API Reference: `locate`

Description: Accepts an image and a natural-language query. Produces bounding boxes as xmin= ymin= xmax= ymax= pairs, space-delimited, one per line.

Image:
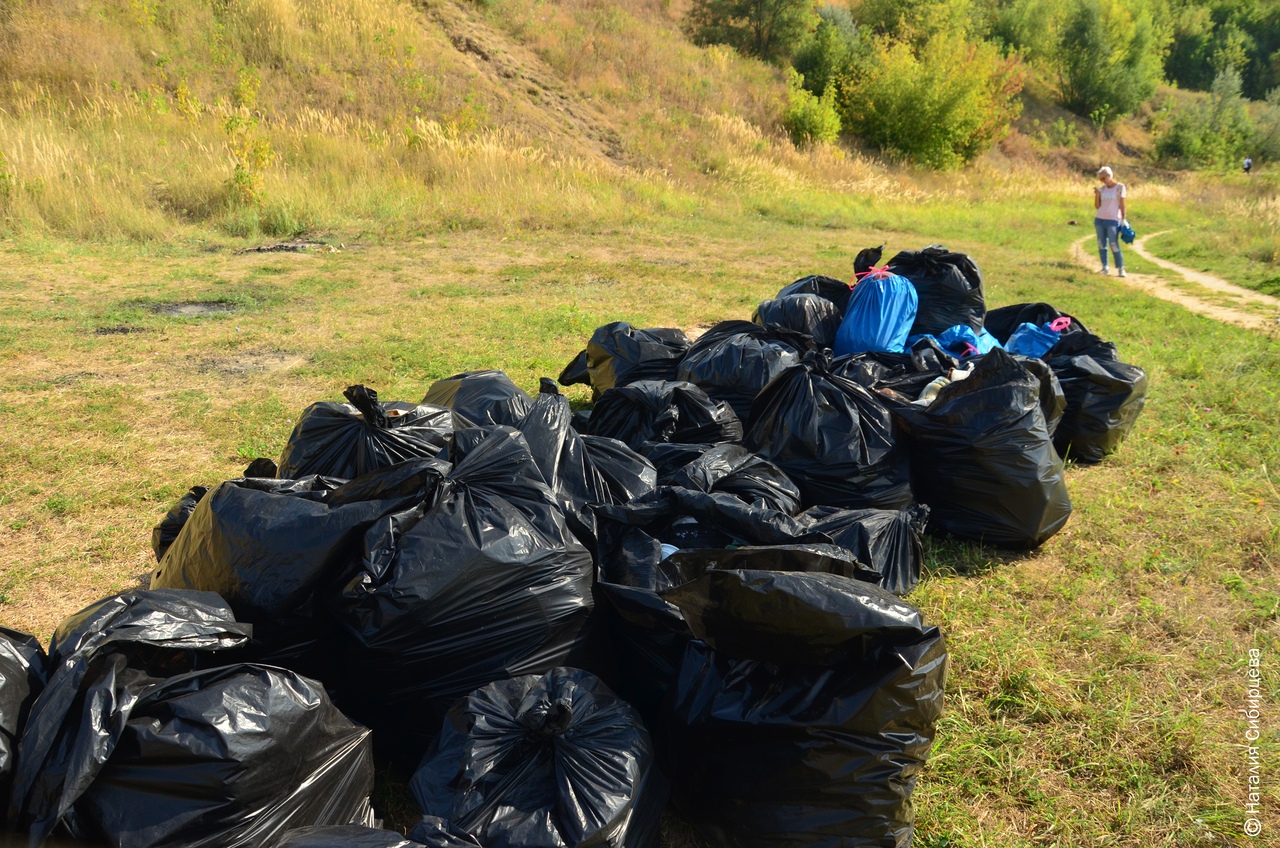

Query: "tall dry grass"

xmin=0 ymin=0 xmax=1196 ymax=244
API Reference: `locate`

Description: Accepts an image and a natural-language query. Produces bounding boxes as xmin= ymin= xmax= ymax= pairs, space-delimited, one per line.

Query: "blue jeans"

xmin=1095 ymin=218 xmax=1123 ymax=269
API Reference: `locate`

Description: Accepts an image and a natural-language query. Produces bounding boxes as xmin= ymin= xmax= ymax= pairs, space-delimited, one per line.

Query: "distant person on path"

xmin=1244 ymin=156 xmax=1253 ymax=175
xmin=1093 ymin=166 xmax=1127 ymax=277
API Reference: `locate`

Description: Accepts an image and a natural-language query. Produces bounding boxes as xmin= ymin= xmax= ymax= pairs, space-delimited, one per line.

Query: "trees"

xmin=684 ymin=0 xmax=820 ymax=64
xmin=1155 ymin=68 xmax=1256 ymax=167
xmin=1056 ymin=0 xmax=1166 ymax=124
xmin=792 ymin=6 xmax=862 ymax=95
xmin=837 ymin=31 xmax=1024 ymax=168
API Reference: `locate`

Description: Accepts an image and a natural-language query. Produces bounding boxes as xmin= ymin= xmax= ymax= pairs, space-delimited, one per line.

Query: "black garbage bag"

xmin=44 ymin=588 xmax=253 ymax=670
xmin=752 ymin=294 xmax=842 ymax=348
xmin=478 ymin=380 xmax=620 ymax=551
xmin=558 ymin=322 xmax=691 ymax=399
xmin=592 ymin=490 xmax=925 ymax=732
xmin=833 ymin=348 xmax=956 ymax=402
xmin=410 ymin=668 xmax=667 ymax=848
xmin=8 ymin=590 xmax=251 ymax=842
xmin=894 ymin=348 xmax=1072 ymax=547
xmin=586 ymin=380 xmax=743 ymax=451
xmin=276 ymin=826 xmax=428 ymax=848
xmin=79 ymin=664 xmax=373 ymax=848
xmin=150 ymin=486 xmax=209 ymax=563
xmin=21 ymin=663 xmax=374 ymax=848
xmin=422 ymin=370 xmax=533 ymax=427
xmin=1016 ymin=354 xmax=1068 ymax=437
xmin=660 ymin=569 xmax=947 ymax=848
xmin=1043 ymin=329 xmax=1119 ymax=360
xmin=581 ymin=435 xmax=658 ymax=505
xmin=336 ymin=429 xmax=596 ymax=766
xmin=982 ymin=302 xmax=1090 ymax=345
xmin=599 ymin=488 xmax=925 ymax=598
xmin=775 ymin=274 xmax=852 ymax=315
xmin=888 ymin=245 xmax=985 ymax=336
xmin=853 ymin=244 xmax=884 ymax=275
xmin=676 ymin=320 xmax=812 ymax=421
xmin=644 ymin=443 xmax=801 ymax=514
xmin=1 ymin=628 xmax=46 ymax=823
xmin=151 ymin=460 xmax=451 ymax=678
xmin=278 ymin=385 xmax=461 ymax=479
xmin=744 ymin=351 xmax=913 ymax=511
xmin=242 ymin=456 xmax=279 ymax=478
xmin=1046 ymin=353 xmax=1148 ymax=464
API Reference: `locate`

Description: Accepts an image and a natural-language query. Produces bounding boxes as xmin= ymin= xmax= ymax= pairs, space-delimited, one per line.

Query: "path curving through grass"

xmin=1070 ymin=233 xmax=1280 ymax=334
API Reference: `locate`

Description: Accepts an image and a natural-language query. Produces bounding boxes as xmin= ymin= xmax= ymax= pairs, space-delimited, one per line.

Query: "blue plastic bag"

xmin=1119 ymin=221 xmax=1136 ymax=244
xmin=907 ymin=325 xmax=1002 ymax=359
xmin=833 ymin=271 xmax=919 ymax=356
xmin=1005 ymin=317 xmax=1072 ymax=359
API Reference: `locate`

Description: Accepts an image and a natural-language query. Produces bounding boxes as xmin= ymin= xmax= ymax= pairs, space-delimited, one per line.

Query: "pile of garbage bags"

xmin=0 ymin=243 xmax=1147 ymax=848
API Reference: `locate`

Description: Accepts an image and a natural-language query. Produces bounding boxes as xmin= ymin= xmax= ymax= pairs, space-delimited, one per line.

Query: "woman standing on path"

xmin=1094 ymin=166 xmax=1127 ymax=277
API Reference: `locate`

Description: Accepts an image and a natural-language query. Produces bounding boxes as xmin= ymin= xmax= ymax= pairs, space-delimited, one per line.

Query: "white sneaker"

xmin=1118 ymin=269 xmax=1126 ymax=277
xmin=1099 ymin=267 xmax=1108 ymax=274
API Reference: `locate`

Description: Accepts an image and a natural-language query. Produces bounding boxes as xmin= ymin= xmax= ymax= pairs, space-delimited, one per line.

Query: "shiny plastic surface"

xmin=982 ymin=302 xmax=1090 ymax=345
xmin=1047 ymin=353 xmax=1148 ymax=464
xmin=72 ymin=664 xmax=375 ymax=848
xmin=660 ymin=569 xmax=947 ymax=848
xmin=586 ymin=380 xmax=743 ymax=451
xmin=774 ymin=274 xmax=852 ymax=315
xmin=646 ymin=443 xmax=801 ymax=514
xmin=149 ymin=485 xmax=209 ymax=562
xmin=894 ymin=348 xmax=1073 ymax=547
xmin=276 ymin=826 xmax=424 ymax=848
xmin=744 ymin=351 xmax=913 ymax=511
xmin=888 ymin=245 xmax=985 ymax=336
xmin=676 ymin=320 xmax=810 ymax=421
xmin=558 ymin=322 xmax=691 ymax=400
xmin=278 ymin=385 xmax=461 ymax=479
xmin=0 ymin=628 xmax=46 ymax=822
xmin=151 ymin=461 xmax=451 ymax=676
xmin=410 ymin=668 xmax=666 ymax=848
xmin=752 ymin=294 xmax=842 ymax=348
xmin=336 ymin=429 xmax=595 ymax=765
xmin=421 ymin=370 xmax=533 ymax=427
xmin=833 ymin=272 xmax=919 ymax=355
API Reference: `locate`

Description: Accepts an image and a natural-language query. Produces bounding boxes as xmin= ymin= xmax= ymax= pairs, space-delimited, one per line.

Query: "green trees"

xmin=782 ymin=67 xmax=843 ymax=145
xmin=1156 ymin=68 xmax=1257 ymax=167
xmin=684 ymin=0 xmax=819 ymax=63
xmin=839 ymin=31 xmax=1024 ymax=168
xmin=1055 ymin=0 xmax=1166 ymax=124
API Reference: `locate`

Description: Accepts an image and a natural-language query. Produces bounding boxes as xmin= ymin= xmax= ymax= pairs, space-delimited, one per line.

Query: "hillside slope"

xmin=2 ymin=0 xmax=893 ymax=240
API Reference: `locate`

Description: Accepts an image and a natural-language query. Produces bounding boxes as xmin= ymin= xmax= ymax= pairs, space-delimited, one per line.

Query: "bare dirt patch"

xmin=235 ymin=241 xmax=336 ymax=254
xmin=194 ymin=351 xmax=308 ymax=377
xmin=151 ymin=301 xmax=237 ymax=317
xmin=1070 ymin=234 xmax=1280 ymax=334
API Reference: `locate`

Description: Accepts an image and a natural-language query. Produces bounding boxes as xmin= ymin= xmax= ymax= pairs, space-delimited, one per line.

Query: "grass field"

xmin=1 ymin=182 xmax=1278 ymax=845
xmin=1 ymin=1 xmax=1278 ymax=845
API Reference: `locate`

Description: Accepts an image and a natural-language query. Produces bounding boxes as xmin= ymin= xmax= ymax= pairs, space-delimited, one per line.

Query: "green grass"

xmin=1 ymin=198 xmax=1277 ymax=845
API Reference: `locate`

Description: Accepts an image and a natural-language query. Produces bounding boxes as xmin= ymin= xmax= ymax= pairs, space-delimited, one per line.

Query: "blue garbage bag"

xmin=1005 ymin=316 xmax=1072 ymax=359
xmin=907 ymin=325 xmax=1002 ymax=358
xmin=833 ymin=272 xmax=919 ymax=356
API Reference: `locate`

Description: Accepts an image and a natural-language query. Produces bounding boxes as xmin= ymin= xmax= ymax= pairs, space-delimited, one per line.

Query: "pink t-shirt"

xmin=1096 ymin=183 xmax=1126 ymax=222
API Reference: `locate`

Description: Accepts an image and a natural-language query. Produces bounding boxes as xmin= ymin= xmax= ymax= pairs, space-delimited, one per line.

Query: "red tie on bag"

xmin=852 ymin=266 xmax=891 ymax=285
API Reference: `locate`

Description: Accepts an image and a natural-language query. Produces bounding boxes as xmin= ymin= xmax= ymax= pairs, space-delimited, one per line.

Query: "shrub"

xmin=792 ymin=8 xmax=861 ymax=96
xmin=684 ymin=0 xmax=818 ymax=64
xmin=1055 ymin=0 xmax=1165 ymax=124
xmin=782 ymin=68 xmax=841 ymax=147
xmin=1155 ymin=69 xmax=1255 ymax=168
xmin=837 ymin=31 xmax=1024 ymax=170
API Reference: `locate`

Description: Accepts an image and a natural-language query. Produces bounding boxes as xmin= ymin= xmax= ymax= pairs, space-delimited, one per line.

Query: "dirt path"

xmin=1070 ymin=233 xmax=1280 ymax=334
